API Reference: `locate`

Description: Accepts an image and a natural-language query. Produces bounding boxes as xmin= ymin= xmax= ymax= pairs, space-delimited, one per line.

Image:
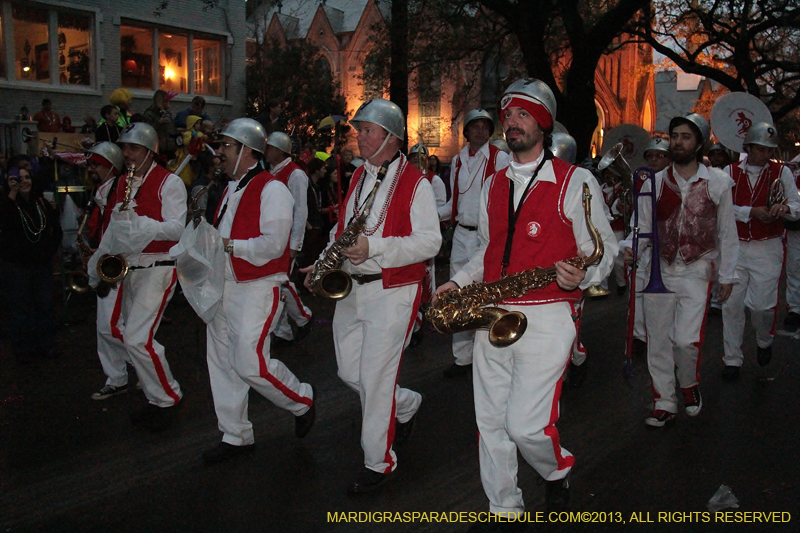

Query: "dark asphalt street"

xmin=1 ymin=271 xmax=798 ymax=532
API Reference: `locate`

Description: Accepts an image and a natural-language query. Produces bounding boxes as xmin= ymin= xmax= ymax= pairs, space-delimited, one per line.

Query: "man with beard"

xmin=721 ymin=122 xmax=799 ymax=380
xmin=440 ymin=108 xmax=509 ymax=378
xmin=437 ymin=79 xmax=616 ymax=518
xmin=624 ymin=113 xmax=738 ymax=428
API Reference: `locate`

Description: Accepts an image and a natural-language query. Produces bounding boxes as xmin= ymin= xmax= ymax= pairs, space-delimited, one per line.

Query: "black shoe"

xmin=708 ymin=305 xmax=722 ymax=316
xmin=633 ymin=338 xmax=647 ymax=358
xmin=443 ymin=362 xmax=472 ymax=378
xmin=130 ymin=403 xmax=161 ymax=425
xmin=272 ymin=335 xmax=294 ymax=348
xmin=722 ymin=365 xmax=740 ymax=381
xmin=295 ymin=386 xmax=316 ymax=438
xmin=617 ymin=285 xmax=627 ymax=296
xmin=394 ymin=401 xmax=421 ymax=448
xmin=147 ymin=405 xmax=177 ymax=433
xmin=409 ymin=329 xmax=424 ymax=348
xmin=784 ymin=312 xmax=800 ymax=329
xmin=757 ymin=345 xmax=772 ymax=367
xmin=546 ymin=474 xmax=571 ymax=512
xmin=348 ymin=467 xmax=395 ymax=494
xmin=568 ymin=360 xmax=588 ymax=389
xmin=202 ymin=442 xmax=255 ymax=465
xmin=295 ymin=321 xmax=312 ymax=342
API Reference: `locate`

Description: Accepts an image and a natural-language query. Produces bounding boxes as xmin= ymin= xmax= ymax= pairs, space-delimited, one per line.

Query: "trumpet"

xmin=96 ymin=166 xmax=134 ymax=296
xmin=426 ymin=183 xmax=604 ymax=347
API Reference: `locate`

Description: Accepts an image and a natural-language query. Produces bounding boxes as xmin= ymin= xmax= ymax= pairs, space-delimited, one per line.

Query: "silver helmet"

xmin=500 ymin=78 xmax=557 ymax=131
xmin=669 ymin=113 xmax=710 ymax=146
xmin=350 ymin=98 xmax=405 ymax=140
xmin=743 ymin=121 xmax=779 ymax=148
xmin=490 ymin=138 xmax=510 ymax=153
xmin=408 ymin=143 xmax=429 ymax=156
xmin=88 ymin=142 xmax=124 ymax=173
xmin=463 ymin=108 xmax=495 ymax=137
xmin=549 ymin=132 xmax=577 ymax=164
xmin=220 ymin=118 xmax=267 ymax=154
xmin=644 ymin=137 xmax=670 ymax=156
xmin=118 ymin=122 xmax=159 ymax=153
xmin=267 ymin=131 xmax=292 ymax=154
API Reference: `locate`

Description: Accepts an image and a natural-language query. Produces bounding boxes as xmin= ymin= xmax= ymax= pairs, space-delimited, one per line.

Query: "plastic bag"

xmin=707 ymin=484 xmax=739 ymax=513
xmin=60 ymin=195 xmax=81 ymax=252
xmin=170 ymin=218 xmax=225 ymax=323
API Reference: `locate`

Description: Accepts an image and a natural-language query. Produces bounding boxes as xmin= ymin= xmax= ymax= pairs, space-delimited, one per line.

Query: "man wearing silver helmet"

xmin=302 ymin=98 xmax=441 ymax=493
xmin=437 ymin=78 xmax=616 ymax=516
xmin=441 ymin=108 xmax=510 ymax=378
xmin=88 ymin=122 xmax=188 ymax=431
xmin=202 ymin=118 xmax=316 ymax=465
xmin=644 ymin=136 xmax=671 ymax=173
xmin=721 ymin=122 xmax=800 ymax=380
xmin=624 ymin=113 xmax=738 ymax=427
xmin=265 ymin=132 xmax=314 ymax=347
xmin=83 ymin=142 xmax=132 ymax=401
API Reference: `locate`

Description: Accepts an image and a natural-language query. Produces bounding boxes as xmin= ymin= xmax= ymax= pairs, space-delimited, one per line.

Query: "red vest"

xmin=730 ymin=160 xmax=785 ymax=241
xmin=451 ymin=144 xmax=501 ymax=224
xmin=272 ymin=160 xmax=300 ymax=185
xmin=116 ymin=165 xmax=177 ymax=254
xmin=229 ymin=171 xmax=292 ymax=282
xmin=336 ymin=160 xmax=427 ymax=289
xmin=483 ymin=158 xmax=582 ymax=305
xmin=656 ymin=167 xmax=718 ymax=264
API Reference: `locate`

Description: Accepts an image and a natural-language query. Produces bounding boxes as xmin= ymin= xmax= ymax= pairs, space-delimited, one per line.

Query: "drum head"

xmin=601 ymin=124 xmax=650 ymax=171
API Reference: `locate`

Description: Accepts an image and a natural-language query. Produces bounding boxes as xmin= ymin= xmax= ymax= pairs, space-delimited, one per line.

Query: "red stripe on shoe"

xmin=110 ymin=284 xmax=125 ymax=342
xmin=286 ymin=282 xmax=312 ymax=320
xmin=257 ymin=285 xmax=312 ymax=407
xmin=145 ymin=269 xmax=181 ymax=405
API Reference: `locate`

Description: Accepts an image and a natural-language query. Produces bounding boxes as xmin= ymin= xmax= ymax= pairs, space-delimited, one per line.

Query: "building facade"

xmin=0 ymin=0 xmax=247 ymax=154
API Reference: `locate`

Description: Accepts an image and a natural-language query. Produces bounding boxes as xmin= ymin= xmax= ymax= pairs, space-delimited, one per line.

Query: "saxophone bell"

xmin=316 ymin=269 xmax=353 ymax=300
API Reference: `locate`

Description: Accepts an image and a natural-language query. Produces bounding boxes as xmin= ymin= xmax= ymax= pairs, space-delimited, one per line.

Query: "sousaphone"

xmin=710 ymin=92 xmax=772 ymax=153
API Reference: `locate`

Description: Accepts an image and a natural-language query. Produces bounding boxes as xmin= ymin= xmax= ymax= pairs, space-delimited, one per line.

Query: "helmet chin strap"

xmin=133 ymin=151 xmax=154 ymax=175
xmin=232 ymin=148 xmax=245 ymax=177
xmin=369 ymin=132 xmax=393 ymax=161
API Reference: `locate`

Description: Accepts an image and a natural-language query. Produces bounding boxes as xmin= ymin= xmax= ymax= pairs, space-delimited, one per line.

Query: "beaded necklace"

xmin=353 ymin=158 xmax=408 ymax=236
xmin=16 ymin=199 xmax=47 ymax=243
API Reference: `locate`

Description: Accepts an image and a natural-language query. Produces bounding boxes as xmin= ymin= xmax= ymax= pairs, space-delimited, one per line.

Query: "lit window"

xmin=158 ymin=32 xmax=187 ymax=93
xmin=12 ymin=2 xmax=49 ymax=82
xmin=120 ymin=25 xmax=154 ymax=89
xmin=194 ymin=38 xmax=220 ymax=96
xmin=59 ymin=12 xmax=91 ymax=86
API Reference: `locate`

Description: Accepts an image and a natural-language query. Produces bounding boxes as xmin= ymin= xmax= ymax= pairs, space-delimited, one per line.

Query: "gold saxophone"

xmin=426 ymin=182 xmax=604 ymax=347
xmin=308 ymin=160 xmax=390 ymax=299
xmin=96 ymin=166 xmax=135 ymax=297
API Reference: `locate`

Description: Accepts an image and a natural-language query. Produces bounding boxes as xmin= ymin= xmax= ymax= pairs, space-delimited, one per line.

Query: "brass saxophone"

xmin=308 ymin=160 xmax=390 ymax=299
xmin=426 ymin=182 xmax=604 ymax=347
xmin=96 ymin=166 xmax=135 ymax=297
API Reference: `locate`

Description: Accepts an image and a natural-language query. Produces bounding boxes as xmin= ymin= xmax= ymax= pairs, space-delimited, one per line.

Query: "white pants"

xmin=333 ymin=280 xmax=423 ymax=474
xmin=450 ymin=225 xmax=481 ymax=366
xmin=722 ymin=238 xmax=783 ymax=367
xmin=121 ymin=266 xmax=182 ymax=407
xmin=474 ymin=301 xmax=575 ymax=514
xmin=643 ymin=274 xmax=711 ymax=413
xmin=207 ymin=279 xmax=313 ymax=446
xmin=273 ymin=280 xmax=312 ymax=341
xmin=96 ymin=285 xmax=130 ymax=387
xmin=786 ymin=231 xmax=800 ymax=314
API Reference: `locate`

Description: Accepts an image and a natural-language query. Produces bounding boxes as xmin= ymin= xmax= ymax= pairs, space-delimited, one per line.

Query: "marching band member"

xmin=437 ymin=79 xmax=616 ymax=516
xmin=441 ymin=108 xmax=509 ymax=377
xmin=303 ymin=99 xmax=441 ymax=493
xmin=265 ymin=132 xmax=314 ymax=347
xmin=785 ymin=162 xmax=800 ymax=330
xmin=84 ymin=142 xmax=132 ymax=400
xmin=721 ymin=123 xmax=800 ymax=379
xmin=202 ymin=119 xmax=316 ymax=464
xmin=92 ymin=123 xmax=187 ymax=431
xmin=625 ymin=114 xmax=738 ymax=427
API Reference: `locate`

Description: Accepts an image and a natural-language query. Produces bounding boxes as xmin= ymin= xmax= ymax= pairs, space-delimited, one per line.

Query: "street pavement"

xmin=1 ymin=274 xmax=798 ymax=532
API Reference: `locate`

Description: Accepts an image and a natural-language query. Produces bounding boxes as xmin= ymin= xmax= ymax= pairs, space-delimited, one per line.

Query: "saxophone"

xmin=96 ymin=166 xmax=135 ymax=297
xmin=308 ymin=160 xmax=391 ymax=299
xmin=426 ymin=182 xmax=604 ymax=347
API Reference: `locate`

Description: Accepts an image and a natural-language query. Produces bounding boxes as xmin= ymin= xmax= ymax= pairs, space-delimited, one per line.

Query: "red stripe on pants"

xmin=145 ymin=269 xmax=181 ymax=405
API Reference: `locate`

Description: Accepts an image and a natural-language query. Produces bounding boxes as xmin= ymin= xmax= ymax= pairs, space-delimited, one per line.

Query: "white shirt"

xmin=325 ymin=154 xmax=442 ymax=276
xmin=128 ymin=162 xmax=187 ymax=267
xmin=430 ymin=173 xmax=447 ymax=212
xmin=451 ymin=151 xmax=618 ymax=290
xmin=218 ymin=164 xmax=294 ymax=282
xmin=272 ymin=157 xmax=309 ymax=251
xmin=441 ymin=143 xmax=510 ymax=225
xmin=726 ymin=159 xmax=800 ymax=224
xmin=636 ymin=163 xmax=739 ymax=284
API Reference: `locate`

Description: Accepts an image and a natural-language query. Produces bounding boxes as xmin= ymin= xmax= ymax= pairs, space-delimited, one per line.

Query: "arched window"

xmin=591 ymin=101 xmax=605 ymax=158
